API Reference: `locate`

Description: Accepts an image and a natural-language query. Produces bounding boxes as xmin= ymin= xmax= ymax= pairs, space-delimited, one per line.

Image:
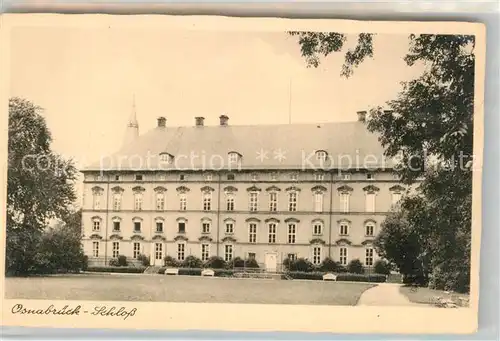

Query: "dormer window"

xmin=316 ymin=150 xmax=327 ymax=162
xmin=135 ymin=174 xmax=143 ymax=181
xmin=228 ymin=152 xmax=240 ymax=164
xmin=159 ymin=153 xmax=174 ymax=163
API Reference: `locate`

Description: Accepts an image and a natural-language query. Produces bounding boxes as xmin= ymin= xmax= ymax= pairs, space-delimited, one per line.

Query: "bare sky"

xmin=10 ymin=27 xmax=424 ymax=200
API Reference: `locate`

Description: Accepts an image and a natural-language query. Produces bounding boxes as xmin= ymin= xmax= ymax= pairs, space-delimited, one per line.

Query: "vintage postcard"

xmin=0 ymin=14 xmax=485 ymax=334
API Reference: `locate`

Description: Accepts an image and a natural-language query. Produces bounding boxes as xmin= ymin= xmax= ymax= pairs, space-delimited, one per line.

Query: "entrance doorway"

xmin=264 ymin=252 xmax=278 ymax=272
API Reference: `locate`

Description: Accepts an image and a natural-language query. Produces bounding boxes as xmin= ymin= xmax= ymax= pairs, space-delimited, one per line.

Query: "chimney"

xmin=157 ymin=116 xmax=166 ymax=128
xmin=195 ymin=116 xmax=205 ymax=127
xmin=219 ymin=114 xmax=229 ymax=126
xmin=356 ymin=110 xmax=367 ymax=122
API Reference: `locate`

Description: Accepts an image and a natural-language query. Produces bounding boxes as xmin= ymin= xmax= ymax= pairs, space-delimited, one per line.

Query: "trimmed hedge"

xmin=284 ymin=271 xmax=386 ymax=283
xmin=157 ymin=267 xmax=234 ymax=277
xmin=86 ymin=266 xmax=146 ymax=274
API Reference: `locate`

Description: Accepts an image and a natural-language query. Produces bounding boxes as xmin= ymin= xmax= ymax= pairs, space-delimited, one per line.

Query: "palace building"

xmin=81 ymin=107 xmax=405 ymax=270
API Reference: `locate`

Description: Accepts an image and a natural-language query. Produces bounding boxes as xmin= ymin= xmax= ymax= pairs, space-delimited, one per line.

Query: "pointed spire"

xmin=128 ymin=94 xmax=138 ymax=127
xmin=123 ymin=94 xmax=139 ymax=147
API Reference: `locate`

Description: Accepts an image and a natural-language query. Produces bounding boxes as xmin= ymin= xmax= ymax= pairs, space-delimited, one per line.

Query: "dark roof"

xmin=84 ymin=121 xmax=393 ymax=171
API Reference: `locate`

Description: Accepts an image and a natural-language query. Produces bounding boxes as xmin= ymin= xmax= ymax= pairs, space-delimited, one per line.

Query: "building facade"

xmin=81 ymin=110 xmax=405 ymax=270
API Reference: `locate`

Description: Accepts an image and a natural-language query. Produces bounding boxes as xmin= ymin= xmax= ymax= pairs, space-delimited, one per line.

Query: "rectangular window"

xmin=313 ymin=223 xmax=322 ymax=236
xmin=314 ymin=192 xmax=323 ymax=212
xmin=134 ymin=193 xmax=143 ymax=211
xmin=248 ymin=223 xmax=257 ymax=243
xmin=133 ymin=242 xmax=140 ymax=259
xmin=290 ymin=173 xmax=298 ymax=181
xmin=227 ymin=173 xmax=235 ymax=181
xmin=365 ymin=223 xmax=374 ymax=236
xmin=92 ymin=220 xmax=100 ymax=232
xmin=203 ymin=192 xmax=212 ymax=211
xmin=271 ymin=172 xmax=278 ymax=181
xmin=226 ymin=194 xmax=234 ymax=211
xmin=268 ymin=223 xmax=277 ymax=244
xmin=249 ymin=192 xmax=258 ymax=212
xmin=342 ymin=173 xmax=351 ymax=180
xmin=113 ymin=194 xmax=121 ymax=211
xmin=92 ymin=241 xmax=99 ymax=257
xmin=269 ymin=192 xmax=278 ymax=212
xmin=287 ymin=224 xmax=296 ymax=244
xmin=114 ymin=174 xmax=121 ymax=181
xmin=392 ymin=192 xmax=402 ymax=205
xmin=178 ymin=222 xmax=186 ymax=233
xmin=156 ymin=221 xmax=164 ymax=233
xmin=287 ymin=253 xmax=297 ymax=261
xmin=365 ymin=248 xmax=374 ymax=266
xmin=339 ymin=247 xmax=348 ymax=265
xmin=179 ymin=194 xmax=187 ymax=211
xmin=135 ymin=174 xmax=143 ymax=181
xmin=177 ymin=243 xmax=185 ymax=261
xmin=155 ymin=243 xmax=163 ymax=260
xmin=288 ymin=192 xmax=297 ymax=212
xmin=225 ymin=222 xmax=234 ymax=234
xmin=339 ymin=223 xmax=349 ymax=236
xmin=366 ymin=173 xmax=374 ymax=180
xmin=340 ymin=193 xmax=350 ymax=213
xmin=224 ymin=244 xmax=233 ymax=262
xmin=366 ymin=193 xmax=376 ymax=212
xmin=251 ymin=173 xmax=258 ymax=181
xmin=179 ymin=174 xmax=186 ymax=181
xmin=112 ymin=221 xmax=120 ymax=232
xmin=202 ymin=222 xmax=211 ymax=234
xmin=112 ymin=242 xmax=119 ymax=258
xmin=204 ymin=173 xmax=212 ymax=181
xmin=134 ymin=221 xmax=141 ymax=233
xmin=201 ymin=244 xmax=210 ymax=261
xmin=156 ymin=193 xmax=165 ymax=211
xmin=312 ymin=246 xmax=321 ymax=265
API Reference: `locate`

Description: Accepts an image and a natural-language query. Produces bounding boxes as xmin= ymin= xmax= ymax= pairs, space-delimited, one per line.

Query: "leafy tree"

xmin=6 ymin=97 xmax=77 ymax=275
xmin=347 ymin=259 xmax=364 ymax=274
xmin=290 ymin=33 xmax=474 ymax=292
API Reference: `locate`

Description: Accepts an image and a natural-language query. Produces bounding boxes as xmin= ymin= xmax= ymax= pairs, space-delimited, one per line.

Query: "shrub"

xmin=182 ymin=255 xmax=203 ymax=268
xmin=373 ymin=259 xmax=391 ymax=275
xmin=287 ymin=258 xmax=315 ymax=272
xmin=204 ymin=256 xmax=226 ymax=269
xmin=108 ymin=258 xmax=120 ymax=267
xmin=319 ymin=257 xmax=344 ymax=273
xmin=157 ymin=267 xmax=166 ymax=274
xmin=81 ymin=255 xmax=89 ymax=271
xmin=244 ymin=258 xmax=259 ymax=268
xmin=164 ymin=255 xmax=180 ymax=267
xmin=117 ymin=255 xmax=128 ymax=267
xmin=178 ymin=268 xmax=202 ymax=276
xmin=286 ymin=271 xmax=324 ymax=280
xmin=347 ymin=259 xmax=364 ymax=274
xmin=227 ymin=257 xmax=245 ymax=269
xmin=336 ymin=273 xmax=386 ymax=283
xmin=86 ymin=266 xmax=145 ymax=273
xmin=213 ymin=269 xmax=234 ymax=277
xmin=283 ymin=257 xmax=292 ymax=271
xmin=137 ymin=254 xmax=150 ymax=267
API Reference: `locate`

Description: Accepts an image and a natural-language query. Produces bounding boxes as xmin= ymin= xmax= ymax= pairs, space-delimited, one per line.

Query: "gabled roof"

xmin=83 ymin=121 xmax=392 ymax=171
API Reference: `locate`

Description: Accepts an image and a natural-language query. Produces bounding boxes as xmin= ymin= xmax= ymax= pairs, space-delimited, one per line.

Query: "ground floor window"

xmin=177 ymin=243 xmax=185 ymax=261
xmin=224 ymin=244 xmax=233 ymax=262
xmin=339 ymin=247 xmax=348 ymax=265
xmin=133 ymin=242 xmax=141 ymax=259
xmin=201 ymin=244 xmax=210 ymax=261
xmin=155 ymin=243 xmax=163 ymax=260
xmin=112 ymin=242 xmax=119 ymax=258
xmin=287 ymin=253 xmax=297 ymax=261
xmin=92 ymin=241 xmax=99 ymax=257
xmin=248 ymin=252 xmax=256 ymax=260
xmin=365 ymin=248 xmax=374 ymax=266
xmin=312 ymin=246 xmax=321 ymax=265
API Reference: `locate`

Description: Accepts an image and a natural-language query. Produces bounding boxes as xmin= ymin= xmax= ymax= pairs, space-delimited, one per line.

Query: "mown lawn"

xmin=399 ymin=285 xmax=470 ymax=307
xmin=5 ymin=274 xmax=375 ymax=305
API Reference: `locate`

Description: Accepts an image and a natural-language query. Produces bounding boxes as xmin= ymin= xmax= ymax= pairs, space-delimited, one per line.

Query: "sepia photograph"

xmin=0 ymin=14 xmax=484 ymax=333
